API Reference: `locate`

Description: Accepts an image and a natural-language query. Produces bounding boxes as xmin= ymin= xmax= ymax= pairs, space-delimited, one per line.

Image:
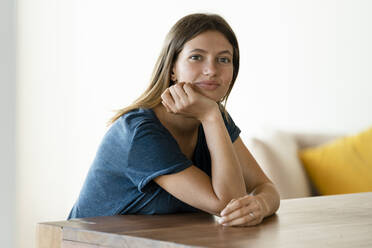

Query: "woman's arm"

xmin=154 ymin=83 xmax=247 ymax=215
xmin=199 ymin=106 xmax=247 ymax=203
xmin=218 ymin=137 xmax=280 ymax=226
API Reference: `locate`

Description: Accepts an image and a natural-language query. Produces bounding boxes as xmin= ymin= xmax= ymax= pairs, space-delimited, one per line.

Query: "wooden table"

xmin=38 ymin=192 xmax=372 ymax=248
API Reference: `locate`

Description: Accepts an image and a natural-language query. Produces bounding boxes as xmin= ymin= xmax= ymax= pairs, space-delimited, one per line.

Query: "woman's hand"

xmin=161 ymin=82 xmax=219 ymax=122
xmin=218 ymin=195 xmax=267 ymax=227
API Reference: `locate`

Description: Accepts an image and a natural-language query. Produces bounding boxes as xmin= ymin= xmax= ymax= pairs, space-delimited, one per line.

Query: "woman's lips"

xmin=194 ymin=81 xmax=220 ymax=90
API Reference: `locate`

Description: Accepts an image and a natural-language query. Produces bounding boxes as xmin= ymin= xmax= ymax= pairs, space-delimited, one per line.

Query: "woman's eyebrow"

xmin=218 ymin=50 xmax=233 ymax=56
xmin=189 ymin=48 xmax=233 ymax=56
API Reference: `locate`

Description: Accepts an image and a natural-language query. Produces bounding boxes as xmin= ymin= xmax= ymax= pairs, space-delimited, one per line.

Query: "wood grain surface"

xmin=38 ymin=192 xmax=372 ymax=248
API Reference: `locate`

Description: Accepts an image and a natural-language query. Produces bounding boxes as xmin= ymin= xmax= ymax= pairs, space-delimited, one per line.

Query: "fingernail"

xmin=218 ymin=217 xmax=225 ymax=224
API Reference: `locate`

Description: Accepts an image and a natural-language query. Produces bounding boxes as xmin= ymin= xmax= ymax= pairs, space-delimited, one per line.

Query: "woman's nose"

xmin=203 ymin=60 xmax=217 ymax=76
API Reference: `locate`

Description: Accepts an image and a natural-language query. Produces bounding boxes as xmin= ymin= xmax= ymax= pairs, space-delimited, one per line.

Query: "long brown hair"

xmin=109 ymin=13 xmax=240 ymax=125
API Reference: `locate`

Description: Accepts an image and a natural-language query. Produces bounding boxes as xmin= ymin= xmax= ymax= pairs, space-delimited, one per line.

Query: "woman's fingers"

xmin=168 ymin=85 xmax=182 ymax=102
xmin=219 ymin=203 xmax=256 ymax=224
xmin=173 ymin=82 xmax=189 ymax=99
xmin=161 ymin=89 xmax=177 ymax=112
xmin=161 ymin=100 xmax=172 ymax=113
xmin=220 ymin=195 xmax=255 ymax=216
xmin=222 ymin=211 xmax=260 ymax=227
xmin=172 ymin=83 xmax=190 ymax=107
xmin=162 ymin=81 xmax=217 ymax=119
xmin=163 ymin=82 xmax=196 ymax=114
xmin=219 ymin=195 xmax=265 ymax=227
xmin=182 ymin=82 xmax=197 ymax=99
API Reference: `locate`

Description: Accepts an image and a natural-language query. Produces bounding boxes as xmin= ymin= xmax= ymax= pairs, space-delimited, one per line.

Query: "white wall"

xmin=16 ymin=1 xmax=372 ymax=247
xmin=16 ymin=1 xmax=77 ymax=248
xmin=0 ymin=0 xmax=15 ymax=247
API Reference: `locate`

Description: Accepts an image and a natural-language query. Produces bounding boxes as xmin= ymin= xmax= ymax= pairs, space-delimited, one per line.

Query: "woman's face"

xmin=172 ymin=31 xmax=234 ymax=102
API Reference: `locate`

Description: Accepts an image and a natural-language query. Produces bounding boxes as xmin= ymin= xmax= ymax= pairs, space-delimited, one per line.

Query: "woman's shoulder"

xmin=99 ymin=108 xmax=164 ymax=151
xmin=111 ymin=108 xmax=165 ymax=136
xmin=117 ymin=108 xmax=156 ymax=124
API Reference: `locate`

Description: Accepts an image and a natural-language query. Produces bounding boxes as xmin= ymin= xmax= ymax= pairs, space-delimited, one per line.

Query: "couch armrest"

xmin=245 ymin=130 xmax=312 ymax=199
xmin=292 ymin=132 xmax=341 ymax=149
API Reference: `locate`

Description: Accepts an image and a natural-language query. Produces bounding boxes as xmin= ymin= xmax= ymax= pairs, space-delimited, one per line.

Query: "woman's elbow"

xmin=205 ymin=198 xmax=233 ymax=217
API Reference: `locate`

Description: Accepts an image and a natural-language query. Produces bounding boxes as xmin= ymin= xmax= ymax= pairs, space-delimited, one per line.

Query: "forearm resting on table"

xmin=201 ymin=111 xmax=247 ymax=209
xmin=251 ymin=182 xmax=280 ymax=217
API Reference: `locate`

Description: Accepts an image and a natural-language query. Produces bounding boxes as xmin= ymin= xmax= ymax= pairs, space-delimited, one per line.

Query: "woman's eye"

xmin=218 ymin=57 xmax=231 ymax=63
xmin=190 ymin=55 xmax=202 ymax=61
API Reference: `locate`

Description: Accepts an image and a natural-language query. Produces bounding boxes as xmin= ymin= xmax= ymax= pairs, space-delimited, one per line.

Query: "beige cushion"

xmin=246 ymin=130 xmax=312 ymax=199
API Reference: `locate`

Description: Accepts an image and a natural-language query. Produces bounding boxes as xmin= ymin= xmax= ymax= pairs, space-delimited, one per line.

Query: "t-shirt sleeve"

xmin=221 ymin=110 xmax=241 ymax=143
xmin=127 ymin=120 xmax=193 ymax=193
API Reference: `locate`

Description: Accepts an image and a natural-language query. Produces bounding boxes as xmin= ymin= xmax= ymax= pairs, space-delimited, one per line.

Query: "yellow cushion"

xmin=298 ymin=127 xmax=372 ymax=195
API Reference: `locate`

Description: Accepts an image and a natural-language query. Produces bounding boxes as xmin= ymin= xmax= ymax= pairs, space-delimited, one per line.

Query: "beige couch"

xmin=245 ymin=129 xmax=339 ymax=199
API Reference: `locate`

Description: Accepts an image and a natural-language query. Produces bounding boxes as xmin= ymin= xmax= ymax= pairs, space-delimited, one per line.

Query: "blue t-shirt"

xmin=68 ymin=108 xmax=241 ymax=219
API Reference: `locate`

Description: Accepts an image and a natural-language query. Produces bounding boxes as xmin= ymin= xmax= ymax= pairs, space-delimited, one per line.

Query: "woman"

xmin=68 ymin=13 xmax=280 ymax=227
